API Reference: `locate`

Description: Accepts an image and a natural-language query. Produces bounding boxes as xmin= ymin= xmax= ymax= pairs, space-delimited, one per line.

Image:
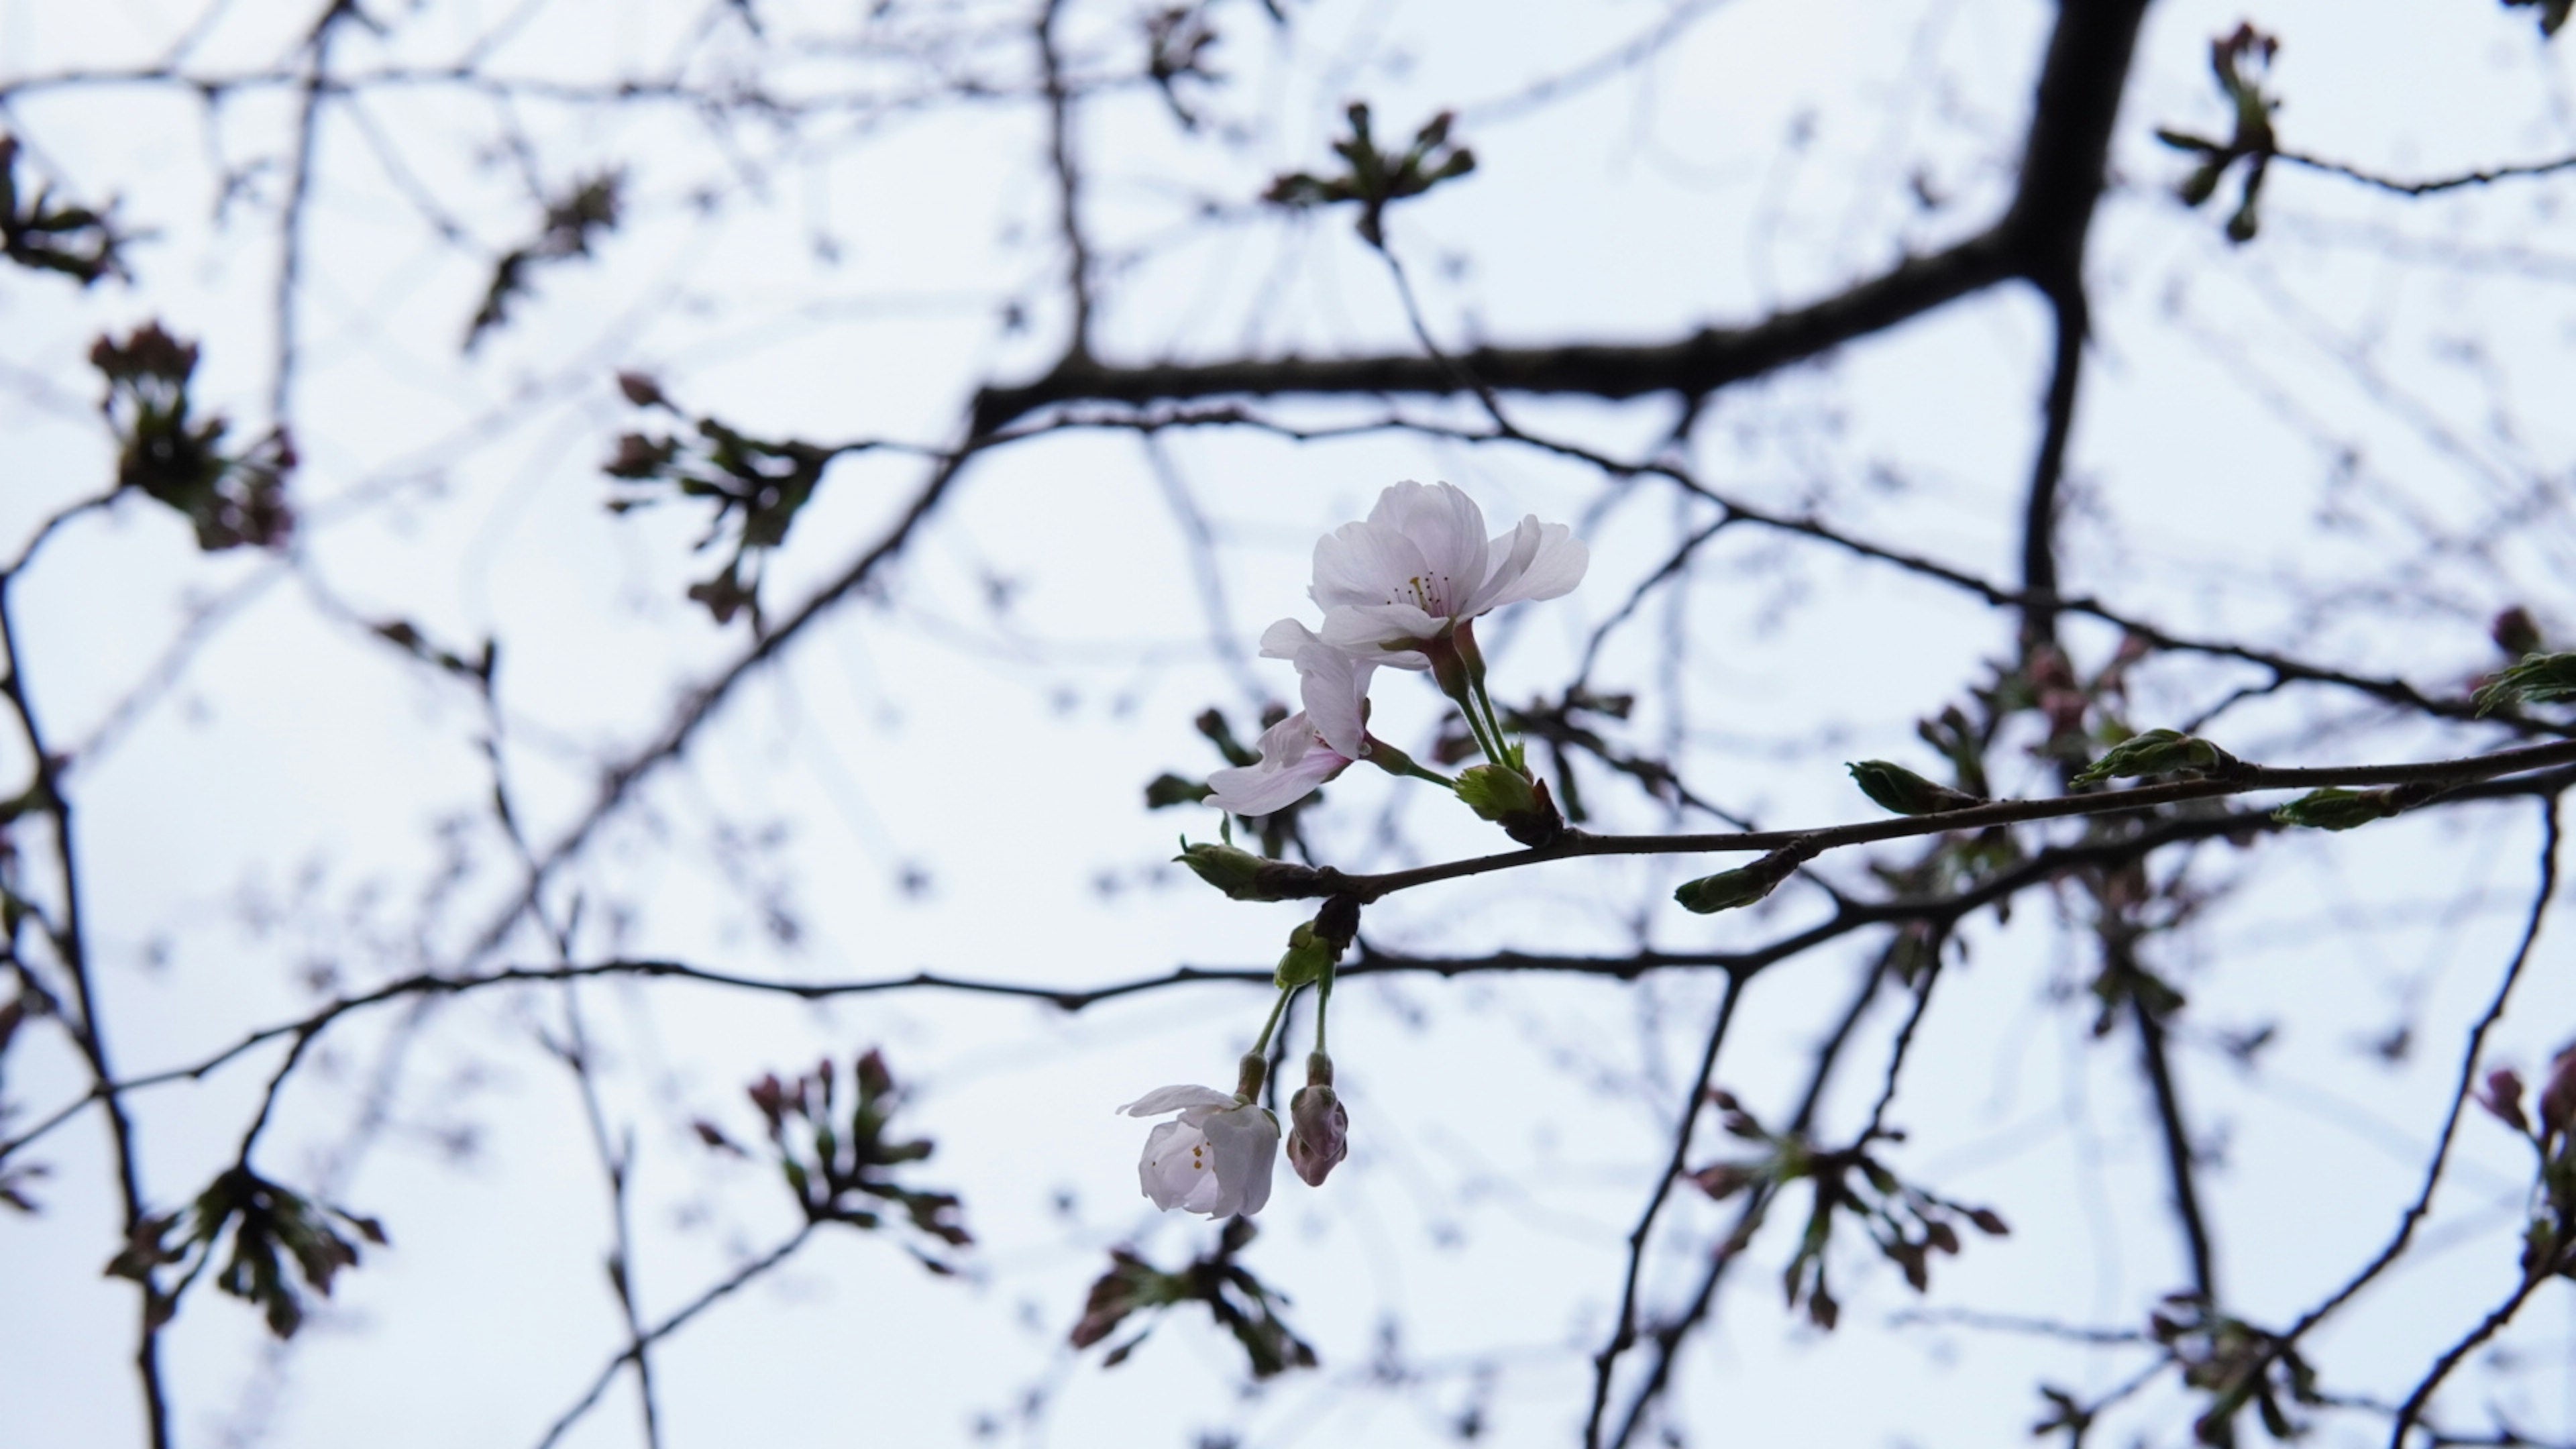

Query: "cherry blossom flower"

xmin=1120 ymin=1085 xmax=1279 ymax=1218
xmin=1204 ymin=621 xmax=1376 ymax=817
xmin=1309 ymin=480 xmax=1587 ymax=667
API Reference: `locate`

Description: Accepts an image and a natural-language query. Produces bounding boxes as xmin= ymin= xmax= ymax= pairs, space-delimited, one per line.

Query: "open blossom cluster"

xmin=1204 ymin=480 xmax=1587 ymax=817
xmin=1128 ymin=480 xmax=1587 ymax=1220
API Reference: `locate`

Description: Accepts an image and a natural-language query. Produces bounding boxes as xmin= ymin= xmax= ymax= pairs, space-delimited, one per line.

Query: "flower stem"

xmin=1389 ymin=757 xmax=1456 ymax=788
xmin=1470 ymin=678 xmax=1517 ymax=769
xmin=1248 ymin=984 xmax=1297 ymax=1057
xmin=1446 ymin=686 xmax=1507 ymax=769
xmin=1312 ymin=967 xmax=1334 ymax=1055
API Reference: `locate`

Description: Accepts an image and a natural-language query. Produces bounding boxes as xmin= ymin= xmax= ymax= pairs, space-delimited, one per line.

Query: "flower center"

xmin=1391 ymin=572 xmax=1453 ymax=617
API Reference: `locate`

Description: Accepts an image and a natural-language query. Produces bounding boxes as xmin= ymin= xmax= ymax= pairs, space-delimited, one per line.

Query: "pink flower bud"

xmin=2477 ymin=1067 xmax=2530 ymax=1134
xmin=1287 ymin=1083 xmax=1348 ymax=1187
xmin=2540 ymin=1046 xmax=2576 ymax=1138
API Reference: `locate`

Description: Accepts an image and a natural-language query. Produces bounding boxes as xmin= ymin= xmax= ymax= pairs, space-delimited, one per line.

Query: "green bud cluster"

xmin=2475 ymin=651 xmax=2576 ymax=716
xmin=1452 ymin=763 xmax=1566 ymax=847
xmin=1275 ymin=896 xmax=1360 ymax=990
xmin=1453 ymin=763 xmax=1538 ymax=820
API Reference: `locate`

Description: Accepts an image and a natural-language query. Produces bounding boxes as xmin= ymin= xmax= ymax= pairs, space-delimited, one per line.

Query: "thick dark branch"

xmin=973 ymin=230 xmax=2013 ymax=432
xmin=970 ymin=0 xmax=2151 ymax=434
xmin=2018 ymin=283 xmax=2088 ymax=647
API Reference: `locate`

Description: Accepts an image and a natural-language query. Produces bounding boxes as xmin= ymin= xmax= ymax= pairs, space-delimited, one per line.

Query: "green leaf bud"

xmin=1673 ymin=846 xmax=1812 ymax=915
xmin=2474 ymin=651 xmax=2576 ymax=715
xmin=1275 ymin=922 xmax=1337 ymax=990
xmin=2070 ymin=729 xmax=2238 ymax=788
xmin=2270 ymin=786 xmax=2401 ymax=831
xmin=1175 ymin=839 xmax=1320 ymax=901
xmin=1845 ymin=760 xmax=1984 ymax=816
xmin=1144 ymin=773 xmax=1212 ymax=810
xmin=1453 ymin=763 xmax=1540 ymax=822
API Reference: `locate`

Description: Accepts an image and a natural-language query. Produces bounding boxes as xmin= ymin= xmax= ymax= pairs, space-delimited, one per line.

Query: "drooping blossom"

xmin=1205 ymin=621 xmax=1375 ymax=817
xmin=1308 ymin=480 xmax=1587 ymax=667
xmin=1120 ymin=1085 xmax=1279 ymax=1219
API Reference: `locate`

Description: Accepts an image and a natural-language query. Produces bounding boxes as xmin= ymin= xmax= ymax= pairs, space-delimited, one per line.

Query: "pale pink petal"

xmin=1201 ymin=1102 xmax=1281 ymax=1218
xmin=1311 ymin=521 xmax=1431 ymax=614
xmin=1295 ymin=644 xmax=1375 ymax=759
xmin=1369 ymin=481 xmax=1489 ymax=615
xmin=1258 ymin=617 xmax=1322 ymax=660
xmin=1462 ymin=517 xmax=1546 ymax=616
xmin=1120 ymin=1084 xmax=1236 ymax=1116
xmin=1138 ymin=1117 xmax=1211 ymax=1210
xmin=1476 ymin=521 xmax=1587 ymax=611
xmin=1319 ymin=601 xmax=1446 ymax=664
xmin=1206 ymin=716 xmax=1349 ymax=816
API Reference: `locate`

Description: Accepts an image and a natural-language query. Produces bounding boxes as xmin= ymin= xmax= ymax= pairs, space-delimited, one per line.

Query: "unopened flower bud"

xmin=746 ymin=1073 xmax=787 ymax=1128
xmin=2070 ymin=729 xmax=2237 ymax=788
xmin=1689 ymin=1162 xmax=1756 ymax=1200
xmin=2177 ymin=157 xmax=2225 ymax=207
xmin=1175 ymin=839 xmax=1320 ymax=901
xmin=1287 ymin=1059 xmax=1348 ymax=1187
xmin=2493 ymin=607 xmax=2545 ymax=660
xmin=1144 ymin=772 xmax=1212 ymax=809
xmin=1845 ymin=760 xmax=1983 ymax=816
xmin=615 ymin=371 xmax=669 ymax=409
xmin=855 ymin=1049 xmax=894 ymax=1101
xmin=2541 ymin=1046 xmax=2576 ymax=1139
xmin=606 ymin=432 xmax=676 ymax=479
xmin=2477 ymin=1066 xmax=2530 ymax=1134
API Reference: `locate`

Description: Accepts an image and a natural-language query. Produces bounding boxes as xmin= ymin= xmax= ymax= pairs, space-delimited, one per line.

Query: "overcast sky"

xmin=5 ymin=1 xmax=2576 ymax=1446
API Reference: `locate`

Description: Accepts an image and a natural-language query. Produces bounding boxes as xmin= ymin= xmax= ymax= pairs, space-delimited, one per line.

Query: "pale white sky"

xmin=3 ymin=1 xmax=2575 ymax=1446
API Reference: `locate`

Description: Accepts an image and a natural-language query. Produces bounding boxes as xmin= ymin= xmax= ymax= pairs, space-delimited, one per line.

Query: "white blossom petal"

xmin=1199 ymin=1102 xmax=1281 ymax=1218
xmin=1205 ymin=714 xmax=1348 ymax=816
xmin=1119 ymin=1085 xmax=1235 ymax=1116
xmin=1462 ymin=517 xmax=1545 ymax=616
xmin=1128 ymin=1088 xmax=1279 ymax=1219
xmin=1366 ymin=480 xmax=1489 ymax=614
xmin=1136 ymin=1117 xmax=1207 ymax=1210
xmin=1310 ymin=520 xmax=1432 ymax=614
xmin=1318 ymin=601 xmax=1446 ymax=663
xmin=1295 ymin=643 xmax=1375 ymax=759
xmin=1476 ymin=519 xmax=1587 ymax=612
xmin=1258 ymin=617 xmax=1322 ymax=660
